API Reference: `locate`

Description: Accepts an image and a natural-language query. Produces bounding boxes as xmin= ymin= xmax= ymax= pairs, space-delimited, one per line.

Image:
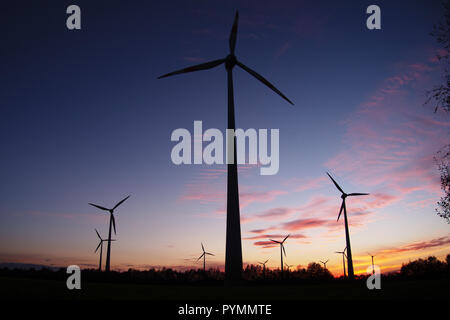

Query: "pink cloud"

xmin=376 ymin=235 xmax=450 ymax=255
xmin=245 ymin=233 xmax=306 ymax=241
xmin=325 ymin=56 xmax=448 ymax=211
xmin=281 ymin=218 xmax=330 ymax=231
xmin=284 ymin=176 xmax=327 ymax=192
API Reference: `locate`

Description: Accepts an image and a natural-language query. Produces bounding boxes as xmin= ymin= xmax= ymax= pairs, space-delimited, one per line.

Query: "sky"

xmin=0 ymin=0 xmax=449 ymax=276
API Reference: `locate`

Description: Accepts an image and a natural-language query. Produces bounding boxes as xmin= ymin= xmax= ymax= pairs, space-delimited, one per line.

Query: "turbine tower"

xmin=89 ymin=195 xmax=130 ymax=272
xmin=258 ymin=258 xmax=269 ymax=279
xmin=327 ymin=172 xmax=368 ymax=279
xmin=94 ymin=229 xmax=115 ymax=271
xmin=320 ymin=259 xmax=329 ymax=269
xmin=159 ymin=12 xmax=293 ymax=285
xmin=335 ymin=247 xmax=348 ymax=278
xmin=270 ymin=235 xmax=290 ymax=273
xmin=368 ymin=253 xmax=376 ymax=275
xmin=197 ymin=243 xmax=215 ymax=272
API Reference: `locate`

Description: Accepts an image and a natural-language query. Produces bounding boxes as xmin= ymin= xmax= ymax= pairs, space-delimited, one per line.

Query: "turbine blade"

xmin=326 ymin=172 xmax=345 ymax=194
xmin=89 ymin=203 xmax=109 ymax=211
xmin=282 ymin=244 xmax=286 ymax=256
xmin=282 ymin=234 xmax=290 ymax=243
xmin=337 ymin=201 xmax=344 ymax=221
xmin=95 ymin=229 xmax=101 ymax=240
xmin=348 ymin=193 xmax=369 ymax=196
xmin=158 ymin=59 xmax=226 ymax=79
xmin=269 ymin=239 xmax=280 ymax=244
xmin=95 ymin=241 xmax=101 ymax=253
xmin=113 ymin=195 xmax=130 ymax=210
xmin=265 ymin=259 xmax=269 ymax=264
xmin=111 ymin=214 xmax=116 ymax=235
xmin=197 ymin=253 xmax=204 ymax=261
xmin=201 ymin=243 xmax=205 ymax=252
xmin=229 ymin=11 xmax=239 ymax=54
xmin=326 ymin=260 xmax=329 ymax=263
xmin=236 ymin=61 xmax=294 ymax=105
xmin=206 ymin=253 xmax=214 ymax=256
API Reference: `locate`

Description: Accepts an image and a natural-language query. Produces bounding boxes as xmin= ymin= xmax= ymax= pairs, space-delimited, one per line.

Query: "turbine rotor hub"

xmin=225 ymin=54 xmax=237 ymax=70
xmin=341 ymin=193 xmax=347 ymax=199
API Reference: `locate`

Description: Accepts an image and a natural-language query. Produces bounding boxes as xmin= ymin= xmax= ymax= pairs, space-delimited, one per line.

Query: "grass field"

xmin=1 ymin=276 xmax=449 ymax=300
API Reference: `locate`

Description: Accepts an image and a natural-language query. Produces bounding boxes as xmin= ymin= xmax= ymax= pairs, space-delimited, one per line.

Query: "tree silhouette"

xmin=427 ymin=1 xmax=450 ymax=223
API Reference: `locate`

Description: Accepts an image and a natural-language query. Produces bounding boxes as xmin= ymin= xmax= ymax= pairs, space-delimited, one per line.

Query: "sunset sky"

xmin=1 ymin=0 xmax=449 ymax=276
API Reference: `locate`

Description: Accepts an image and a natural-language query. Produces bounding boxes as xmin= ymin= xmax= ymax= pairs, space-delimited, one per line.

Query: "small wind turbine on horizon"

xmin=335 ymin=247 xmax=348 ymax=278
xmin=320 ymin=259 xmax=329 ymax=269
xmin=94 ymin=229 xmax=116 ymax=272
xmin=284 ymin=263 xmax=293 ymax=272
xmin=368 ymin=253 xmax=376 ymax=275
xmin=197 ymin=243 xmax=215 ymax=272
xmin=258 ymin=258 xmax=270 ymax=279
xmin=89 ymin=195 xmax=130 ymax=272
xmin=327 ymin=172 xmax=369 ymax=280
xmin=159 ymin=11 xmax=293 ymax=285
xmin=270 ymin=235 xmax=290 ymax=273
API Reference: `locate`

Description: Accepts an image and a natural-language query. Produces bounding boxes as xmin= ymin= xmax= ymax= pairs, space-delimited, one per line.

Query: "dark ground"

xmin=1 ymin=276 xmax=449 ymax=300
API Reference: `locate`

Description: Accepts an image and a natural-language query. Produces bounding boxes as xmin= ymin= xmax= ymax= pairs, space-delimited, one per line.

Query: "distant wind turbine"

xmin=335 ymin=247 xmax=348 ymax=278
xmin=327 ymin=172 xmax=368 ymax=279
xmin=197 ymin=243 xmax=215 ymax=272
xmin=368 ymin=253 xmax=376 ymax=275
xmin=320 ymin=259 xmax=329 ymax=269
xmin=284 ymin=263 xmax=293 ymax=272
xmin=94 ymin=229 xmax=116 ymax=271
xmin=258 ymin=258 xmax=270 ymax=279
xmin=270 ymin=235 xmax=290 ymax=273
xmin=89 ymin=195 xmax=130 ymax=272
xmin=159 ymin=12 xmax=293 ymax=285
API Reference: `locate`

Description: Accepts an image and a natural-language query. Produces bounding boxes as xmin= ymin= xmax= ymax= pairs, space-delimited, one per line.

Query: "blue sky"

xmin=0 ymin=0 xmax=449 ymax=273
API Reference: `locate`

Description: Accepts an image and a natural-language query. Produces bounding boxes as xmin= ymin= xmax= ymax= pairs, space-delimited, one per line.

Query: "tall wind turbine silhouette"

xmin=320 ymin=259 xmax=329 ymax=269
xmin=94 ymin=229 xmax=116 ymax=271
xmin=335 ymin=248 xmax=347 ymax=278
xmin=258 ymin=258 xmax=269 ymax=279
xmin=89 ymin=195 xmax=130 ymax=272
xmin=197 ymin=243 xmax=214 ymax=272
xmin=158 ymin=12 xmax=293 ymax=284
xmin=270 ymin=235 xmax=290 ymax=273
xmin=327 ymin=172 xmax=368 ymax=280
xmin=368 ymin=253 xmax=376 ymax=274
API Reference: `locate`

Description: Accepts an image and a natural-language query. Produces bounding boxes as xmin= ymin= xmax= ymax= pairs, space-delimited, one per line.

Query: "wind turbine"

xmin=320 ymin=259 xmax=329 ymax=269
xmin=335 ymin=247 xmax=347 ymax=278
xmin=368 ymin=253 xmax=376 ymax=275
xmin=327 ymin=172 xmax=368 ymax=279
xmin=159 ymin=12 xmax=293 ymax=284
xmin=94 ymin=229 xmax=116 ymax=271
xmin=197 ymin=243 xmax=215 ymax=272
xmin=89 ymin=195 xmax=130 ymax=272
xmin=284 ymin=263 xmax=293 ymax=272
xmin=258 ymin=258 xmax=269 ymax=279
xmin=270 ymin=235 xmax=290 ymax=273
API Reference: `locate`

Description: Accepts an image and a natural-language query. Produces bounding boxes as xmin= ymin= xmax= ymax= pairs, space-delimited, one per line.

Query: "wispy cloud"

xmin=376 ymin=235 xmax=450 ymax=255
xmin=325 ymin=54 xmax=448 ymax=210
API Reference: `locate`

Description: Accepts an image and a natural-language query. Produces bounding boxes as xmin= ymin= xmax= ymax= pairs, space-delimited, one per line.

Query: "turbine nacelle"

xmin=157 ymin=11 xmax=294 ymax=106
xmin=225 ymin=54 xmax=237 ymax=70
